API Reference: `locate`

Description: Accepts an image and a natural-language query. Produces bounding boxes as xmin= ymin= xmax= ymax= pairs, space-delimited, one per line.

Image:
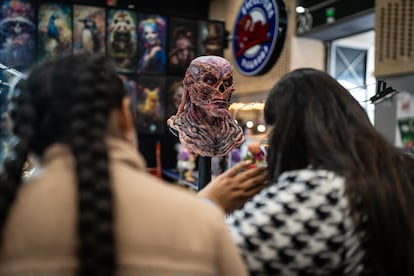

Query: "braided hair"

xmin=0 ymin=54 xmax=125 ymax=275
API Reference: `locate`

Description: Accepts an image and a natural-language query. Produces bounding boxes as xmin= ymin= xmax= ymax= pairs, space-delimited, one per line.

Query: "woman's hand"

xmin=197 ymin=160 xmax=268 ymax=213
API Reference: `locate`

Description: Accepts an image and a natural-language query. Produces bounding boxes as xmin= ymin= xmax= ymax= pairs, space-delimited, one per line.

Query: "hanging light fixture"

xmin=369 ymin=80 xmax=399 ymax=104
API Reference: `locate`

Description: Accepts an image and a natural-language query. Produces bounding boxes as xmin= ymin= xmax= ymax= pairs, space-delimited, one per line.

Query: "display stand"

xmin=198 ymin=156 xmax=211 ymax=191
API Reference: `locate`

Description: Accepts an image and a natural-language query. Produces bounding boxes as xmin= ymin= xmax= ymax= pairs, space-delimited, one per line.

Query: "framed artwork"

xmin=135 ymin=76 xmax=166 ymax=135
xmin=167 ymin=17 xmax=197 ymax=76
xmin=73 ymin=4 xmax=106 ymax=55
xmin=106 ymin=0 xmax=117 ymax=6
xmin=197 ymin=20 xmax=225 ymax=57
xmin=107 ymin=8 xmax=138 ymax=73
xmin=0 ymin=0 xmax=36 ymax=68
xmin=118 ymin=73 xmax=138 ymax=120
xmin=37 ymin=1 xmax=72 ymax=63
xmin=137 ymin=13 xmax=167 ymax=75
xmin=165 ymin=77 xmax=184 ymax=118
xmin=0 ymin=79 xmax=9 ymax=164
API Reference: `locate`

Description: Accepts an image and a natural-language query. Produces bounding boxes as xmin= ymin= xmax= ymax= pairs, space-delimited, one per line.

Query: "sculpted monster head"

xmin=167 ymin=55 xmax=244 ymax=157
xmin=184 ymin=56 xmax=234 ymax=117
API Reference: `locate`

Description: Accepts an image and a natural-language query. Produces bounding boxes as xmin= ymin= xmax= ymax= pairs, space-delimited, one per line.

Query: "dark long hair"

xmin=0 ymin=54 xmax=125 ymax=275
xmin=264 ymin=68 xmax=414 ymax=275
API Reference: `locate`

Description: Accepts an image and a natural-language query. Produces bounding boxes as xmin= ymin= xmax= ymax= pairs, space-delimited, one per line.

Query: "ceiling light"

xmin=257 ymin=124 xmax=266 ymax=132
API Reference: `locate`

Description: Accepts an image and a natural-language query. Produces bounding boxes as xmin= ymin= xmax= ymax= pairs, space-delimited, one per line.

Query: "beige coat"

xmin=0 ymin=136 xmax=247 ymax=276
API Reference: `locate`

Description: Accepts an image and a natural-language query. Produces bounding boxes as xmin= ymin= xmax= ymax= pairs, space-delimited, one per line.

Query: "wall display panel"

xmin=137 ymin=13 xmax=167 ymax=75
xmin=0 ymin=0 xmax=36 ymax=68
xmin=106 ymin=8 xmax=138 ymax=73
xmin=197 ymin=20 xmax=225 ymax=57
xmin=135 ymin=75 xmax=166 ymax=135
xmin=73 ymin=4 xmax=106 ymax=55
xmin=37 ymin=1 xmax=72 ymax=62
xmin=167 ymin=17 xmax=196 ymax=76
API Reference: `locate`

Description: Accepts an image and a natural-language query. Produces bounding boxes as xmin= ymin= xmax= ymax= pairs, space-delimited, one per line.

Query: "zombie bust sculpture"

xmin=167 ymin=55 xmax=244 ymax=157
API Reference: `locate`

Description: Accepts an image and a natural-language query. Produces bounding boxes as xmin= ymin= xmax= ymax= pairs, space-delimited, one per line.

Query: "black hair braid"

xmin=64 ymin=56 xmax=116 ymax=276
xmin=0 ymin=82 xmax=36 ymax=243
xmin=89 ymin=62 xmax=115 ymax=273
xmin=0 ymin=54 xmax=122 ymax=274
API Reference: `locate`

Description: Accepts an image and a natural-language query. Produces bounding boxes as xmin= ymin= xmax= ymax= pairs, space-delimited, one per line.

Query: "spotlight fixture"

xmin=369 ymin=80 xmax=399 ymax=104
xmin=257 ymin=124 xmax=266 ymax=133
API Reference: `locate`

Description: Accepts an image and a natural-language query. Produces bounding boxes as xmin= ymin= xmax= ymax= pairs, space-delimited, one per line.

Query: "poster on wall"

xmin=0 ymin=0 xmax=36 ymax=68
xmin=107 ymin=9 xmax=138 ymax=73
xmin=165 ymin=77 xmax=183 ymax=117
xmin=137 ymin=13 xmax=167 ymax=75
xmin=73 ymin=5 xmax=106 ymax=55
xmin=37 ymin=1 xmax=73 ymax=62
xmin=118 ymin=73 xmax=138 ymax=121
xmin=167 ymin=17 xmax=196 ymax=76
xmin=0 ymin=70 xmax=11 ymax=164
xmin=197 ymin=20 xmax=225 ymax=57
xmin=136 ymin=76 xmax=166 ymax=135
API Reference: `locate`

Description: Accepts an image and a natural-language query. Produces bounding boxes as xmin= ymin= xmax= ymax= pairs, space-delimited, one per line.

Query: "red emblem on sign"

xmin=236 ymin=14 xmax=271 ymax=57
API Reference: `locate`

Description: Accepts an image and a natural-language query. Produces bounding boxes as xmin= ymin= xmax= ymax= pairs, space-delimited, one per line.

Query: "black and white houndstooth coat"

xmin=227 ymin=169 xmax=369 ymax=276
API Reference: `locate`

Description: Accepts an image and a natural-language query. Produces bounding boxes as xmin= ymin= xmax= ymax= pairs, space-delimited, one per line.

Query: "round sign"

xmin=232 ymin=0 xmax=287 ymax=76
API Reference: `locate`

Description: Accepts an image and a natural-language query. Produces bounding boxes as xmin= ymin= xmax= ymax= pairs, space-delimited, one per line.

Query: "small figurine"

xmin=176 ymin=144 xmax=197 ymax=183
xmin=244 ymin=142 xmax=267 ymax=167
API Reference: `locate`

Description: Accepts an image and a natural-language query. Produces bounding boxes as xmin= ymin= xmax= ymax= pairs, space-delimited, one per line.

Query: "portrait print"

xmin=107 ymin=9 xmax=138 ymax=73
xmin=118 ymin=73 xmax=138 ymax=120
xmin=136 ymin=76 xmax=166 ymax=135
xmin=168 ymin=17 xmax=196 ymax=76
xmin=0 ymin=0 xmax=36 ymax=68
xmin=198 ymin=20 xmax=225 ymax=57
xmin=137 ymin=13 xmax=167 ymax=75
xmin=37 ymin=1 xmax=72 ymax=62
xmin=73 ymin=5 xmax=106 ymax=55
xmin=166 ymin=77 xmax=184 ymax=117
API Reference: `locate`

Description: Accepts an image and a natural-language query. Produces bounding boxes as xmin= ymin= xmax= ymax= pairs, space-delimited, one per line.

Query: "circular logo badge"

xmin=232 ymin=0 xmax=287 ymax=76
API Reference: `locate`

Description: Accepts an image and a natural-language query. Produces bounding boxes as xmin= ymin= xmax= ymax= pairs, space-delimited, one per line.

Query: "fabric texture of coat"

xmin=0 ymin=136 xmax=247 ymax=276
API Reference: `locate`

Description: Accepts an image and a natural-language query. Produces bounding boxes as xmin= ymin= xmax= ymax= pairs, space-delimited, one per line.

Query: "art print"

xmin=198 ymin=20 xmax=225 ymax=57
xmin=136 ymin=13 xmax=167 ymax=75
xmin=136 ymin=76 xmax=165 ymax=135
xmin=166 ymin=77 xmax=184 ymax=117
xmin=118 ymin=73 xmax=138 ymax=120
xmin=73 ymin=5 xmax=106 ymax=55
xmin=0 ymin=0 xmax=36 ymax=68
xmin=37 ymin=1 xmax=72 ymax=62
xmin=168 ymin=17 xmax=196 ymax=76
xmin=107 ymin=9 xmax=138 ymax=73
